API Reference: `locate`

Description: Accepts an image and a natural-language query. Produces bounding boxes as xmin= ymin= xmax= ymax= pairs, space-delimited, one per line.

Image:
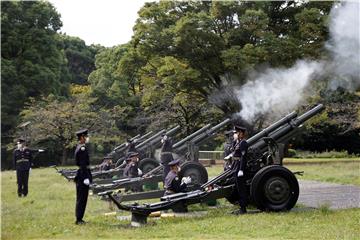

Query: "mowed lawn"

xmin=2 ymin=160 xmax=360 ymax=240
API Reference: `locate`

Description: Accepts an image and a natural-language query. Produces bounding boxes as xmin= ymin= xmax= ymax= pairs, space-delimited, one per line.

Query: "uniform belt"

xmin=16 ymin=159 xmax=29 ymax=163
xmin=161 ymin=152 xmax=173 ymax=155
xmin=233 ymin=157 xmax=241 ymax=161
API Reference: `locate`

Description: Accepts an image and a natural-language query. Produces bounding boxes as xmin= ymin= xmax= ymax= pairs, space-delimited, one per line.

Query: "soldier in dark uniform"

xmin=223 ymin=130 xmax=234 ymax=171
xmin=228 ymin=125 xmax=249 ymax=214
xmin=164 ymin=159 xmax=191 ymax=195
xmin=123 ymin=152 xmax=142 ymax=192
xmin=160 ymin=134 xmax=174 ymax=182
xmin=13 ymin=138 xmax=32 ymax=197
xmin=74 ymin=129 xmax=92 ymax=225
xmin=99 ymin=155 xmax=113 ymax=171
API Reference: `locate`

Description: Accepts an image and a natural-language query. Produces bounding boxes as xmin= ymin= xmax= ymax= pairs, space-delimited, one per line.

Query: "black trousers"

xmin=235 ymin=175 xmax=247 ymax=209
xmin=17 ymin=170 xmax=29 ymax=197
xmin=75 ymin=182 xmax=89 ymax=221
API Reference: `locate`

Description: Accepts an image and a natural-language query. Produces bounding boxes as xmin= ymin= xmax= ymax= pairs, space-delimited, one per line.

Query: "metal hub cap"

xmin=264 ymin=177 xmax=290 ymax=204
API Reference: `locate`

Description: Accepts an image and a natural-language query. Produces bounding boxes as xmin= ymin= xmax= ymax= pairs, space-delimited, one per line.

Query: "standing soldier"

xmin=164 ymin=159 xmax=191 ymax=195
xmin=228 ymin=125 xmax=249 ymax=214
xmin=160 ymin=134 xmax=174 ymax=182
xmin=74 ymin=129 xmax=92 ymax=225
xmin=13 ymin=138 xmax=32 ymax=197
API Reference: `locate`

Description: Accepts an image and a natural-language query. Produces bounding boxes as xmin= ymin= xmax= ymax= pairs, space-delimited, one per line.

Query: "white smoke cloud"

xmin=235 ymin=61 xmax=323 ymax=122
xmin=327 ymin=1 xmax=360 ymax=90
xmin=234 ymin=1 xmax=360 ymax=123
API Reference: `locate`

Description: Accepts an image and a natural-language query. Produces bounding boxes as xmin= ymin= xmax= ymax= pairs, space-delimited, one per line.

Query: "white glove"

xmin=224 ymin=153 xmax=233 ymax=160
xmin=38 ymin=149 xmax=45 ymax=152
xmin=138 ymin=168 xmax=143 ymax=176
xmin=83 ymin=178 xmax=90 ymax=185
xmin=182 ymin=176 xmax=191 ymax=185
xmin=237 ymin=170 xmax=244 ymax=177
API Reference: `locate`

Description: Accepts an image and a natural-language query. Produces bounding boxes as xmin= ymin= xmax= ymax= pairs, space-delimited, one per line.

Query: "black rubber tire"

xmin=251 ymin=165 xmax=299 ymax=211
xmin=179 ymin=161 xmax=208 ymax=185
xmin=138 ymin=158 xmax=159 ymax=173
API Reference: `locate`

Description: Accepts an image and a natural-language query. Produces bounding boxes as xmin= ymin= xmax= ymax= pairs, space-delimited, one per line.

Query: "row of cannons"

xmin=55 ymin=104 xmax=325 ymax=226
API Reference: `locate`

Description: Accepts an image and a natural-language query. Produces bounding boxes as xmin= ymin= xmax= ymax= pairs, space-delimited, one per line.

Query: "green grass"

xmin=2 ymin=164 xmax=360 ymax=240
xmin=286 ymin=161 xmax=360 ymax=186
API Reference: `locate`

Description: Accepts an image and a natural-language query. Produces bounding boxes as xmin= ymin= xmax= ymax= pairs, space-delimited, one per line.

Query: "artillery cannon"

xmin=100 ymin=104 xmax=324 ymax=226
xmin=54 ymin=128 xmax=178 ymax=181
xmin=91 ymin=118 xmax=231 ymax=197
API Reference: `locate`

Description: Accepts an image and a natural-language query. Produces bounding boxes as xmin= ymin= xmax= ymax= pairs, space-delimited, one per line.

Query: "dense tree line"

xmin=1 ymin=1 xmax=359 ymax=168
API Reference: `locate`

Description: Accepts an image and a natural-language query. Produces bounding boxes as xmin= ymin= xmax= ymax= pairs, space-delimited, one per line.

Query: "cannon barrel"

xmin=247 ymin=111 xmax=297 ymax=145
xmin=175 ymin=119 xmax=231 ymax=153
xmin=250 ymin=104 xmax=324 ymax=151
xmin=112 ymin=134 xmax=141 ymax=152
xmin=135 ymin=129 xmax=166 ymax=149
xmin=165 ymin=125 xmax=181 ymax=137
xmin=135 ymin=125 xmax=180 ymax=150
xmin=134 ymin=131 xmax=154 ymax=144
xmin=192 ymin=118 xmax=231 ymax=144
xmin=172 ymin=124 xmax=211 ymax=149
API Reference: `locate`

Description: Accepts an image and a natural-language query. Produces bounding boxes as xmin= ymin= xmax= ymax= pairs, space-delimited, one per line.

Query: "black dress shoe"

xmin=75 ymin=220 xmax=86 ymax=225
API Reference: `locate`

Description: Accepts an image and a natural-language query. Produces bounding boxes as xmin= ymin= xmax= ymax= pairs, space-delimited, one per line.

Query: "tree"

xmin=1 ymin=1 xmax=70 ymax=144
xmin=60 ymin=35 xmax=103 ymax=85
xmin=128 ymin=0 xmax=334 ymax=116
xmin=18 ymin=91 xmax=121 ymax=165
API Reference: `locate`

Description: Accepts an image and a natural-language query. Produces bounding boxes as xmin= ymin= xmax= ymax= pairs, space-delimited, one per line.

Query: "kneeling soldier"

xmin=164 ymin=159 xmax=191 ymax=195
xmin=123 ymin=152 xmax=142 ymax=192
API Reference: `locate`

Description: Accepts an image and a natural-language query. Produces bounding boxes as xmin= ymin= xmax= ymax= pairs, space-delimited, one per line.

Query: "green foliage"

xmin=295 ymin=89 xmax=360 ymax=154
xmin=60 ymin=35 xmax=103 ymax=85
xmin=1 ymin=1 xmax=69 ymax=144
xmin=17 ymin=92 xmax=122 ymax=164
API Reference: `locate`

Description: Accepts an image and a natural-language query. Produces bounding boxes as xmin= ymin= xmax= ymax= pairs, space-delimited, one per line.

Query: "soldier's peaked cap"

xmin=233 ymin=125 xmax=246 ymax=133
xmin=168 ymin=159 xmax=180 ymax=166
xmin=17 ymin=137 xmax=26 ymax=143
xmin=76 ymin=129 xmax=88 ymax=137
xmin=127 ymin=152 xmax=139 ymax=159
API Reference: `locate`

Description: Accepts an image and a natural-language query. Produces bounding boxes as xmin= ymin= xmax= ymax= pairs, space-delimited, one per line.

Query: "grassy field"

xmin=2 ymin=160 xmax=360 ymax=240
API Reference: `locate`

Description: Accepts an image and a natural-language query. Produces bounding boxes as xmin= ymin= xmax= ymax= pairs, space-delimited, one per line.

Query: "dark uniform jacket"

xmin=164 ymin=171 xmax=186 ymax=193
xmin=160 ymin=138 xmax=174 ymax=165
xmin=13 ymin=148 xmax=32 ymax=171
xmin=74 ymin=144 xmax=92 ymax=184
xmin=124 ymin=162 xmax=139 ymax=178
xmin=232 ymin=139 xmax=248 ymax=172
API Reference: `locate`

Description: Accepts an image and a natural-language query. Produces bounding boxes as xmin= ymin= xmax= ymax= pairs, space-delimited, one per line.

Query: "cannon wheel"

xmin=251 ymin=165 xmax=299 ymax=211
xmin=179 ymin=161 xmax=208 ymax=185
xmin=138 ymin=158 xmax=159 ymax=174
